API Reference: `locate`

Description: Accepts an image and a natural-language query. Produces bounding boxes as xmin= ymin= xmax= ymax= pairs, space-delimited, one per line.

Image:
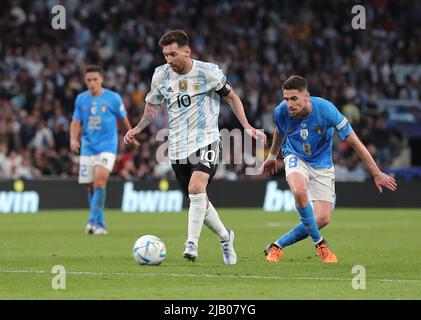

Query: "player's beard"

xmin=288 ymin=108 xmax=299 ymax=117
xmin=171 ymin=60 xmax=188 ymax=74
xmin=290 ymin=104 xmax=310 ymax=118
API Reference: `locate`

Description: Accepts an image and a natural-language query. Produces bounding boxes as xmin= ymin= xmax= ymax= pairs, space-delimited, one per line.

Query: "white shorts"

xmin=78 ymin=152 xmax=116 ymax=184
xmin=284 ymin=154 xmax=335 ymax=203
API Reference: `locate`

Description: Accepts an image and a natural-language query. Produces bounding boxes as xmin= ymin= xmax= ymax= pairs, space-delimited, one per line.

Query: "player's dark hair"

xmin=159 ymin=29 xmax=189 ymax=47
xmin=282 ymin=75 xmax=308 ymax=91
xmin=84 ymin=65 xmax=103 ymax=75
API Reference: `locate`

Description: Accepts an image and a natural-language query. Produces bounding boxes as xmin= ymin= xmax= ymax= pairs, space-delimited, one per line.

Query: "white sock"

xmin=187 ymin=193 xmax=207 ymax=246
xmin=204 ymin=202 xmax=229 ymax=241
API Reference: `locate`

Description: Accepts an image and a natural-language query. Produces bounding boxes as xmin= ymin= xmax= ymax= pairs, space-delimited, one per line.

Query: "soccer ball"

xmin=133 ymin=235 xmax=166 ymax=266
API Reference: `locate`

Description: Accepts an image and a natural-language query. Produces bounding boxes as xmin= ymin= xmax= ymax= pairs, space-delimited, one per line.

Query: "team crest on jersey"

xmin=102 ymin=103 xmax=107 ymax=112
xmin=300 ymin=129 xmax=309 ymax=140
xmin=179 ymin=80 xmax=188 ymax=92
xmin=193 ymin=82 xmax=201 ymax=92
xmin=91 ymin=104 xmax=97 ymax=115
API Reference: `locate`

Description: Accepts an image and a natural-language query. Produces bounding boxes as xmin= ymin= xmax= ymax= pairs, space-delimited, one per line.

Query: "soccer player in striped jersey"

xmin=124 ymin=29 xmax=266 ymax=264
xmin=261 ymin=75 xmax=397 ymax=263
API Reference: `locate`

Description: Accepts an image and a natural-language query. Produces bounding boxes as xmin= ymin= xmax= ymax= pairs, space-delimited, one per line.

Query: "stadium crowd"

xmin=1 ymin=0 xmax=420 ymax=181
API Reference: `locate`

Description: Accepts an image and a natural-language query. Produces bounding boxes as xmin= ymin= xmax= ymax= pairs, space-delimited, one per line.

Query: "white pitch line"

xmin=0 ymin=269 xmax=420 ymax=285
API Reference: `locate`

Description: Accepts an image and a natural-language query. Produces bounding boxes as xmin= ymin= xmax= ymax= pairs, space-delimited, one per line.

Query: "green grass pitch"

xmin=0 ymin=208 xmax=420 ymax=299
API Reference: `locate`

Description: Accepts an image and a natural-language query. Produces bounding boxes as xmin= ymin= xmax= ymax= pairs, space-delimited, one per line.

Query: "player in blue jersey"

xmin=261 ymin=75 xmax=397 ymax=263
xmin=70 ymin=65 xmax=137 ymax=235
xmin=124 ymin=30 xmax=266 ymax=264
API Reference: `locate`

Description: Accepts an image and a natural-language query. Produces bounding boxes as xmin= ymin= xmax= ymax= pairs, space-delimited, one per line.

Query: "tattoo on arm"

xmin=224 ymin=92 xmax=250 ymax=129
xmin=135 ymin=103 xmax=160 ymax=131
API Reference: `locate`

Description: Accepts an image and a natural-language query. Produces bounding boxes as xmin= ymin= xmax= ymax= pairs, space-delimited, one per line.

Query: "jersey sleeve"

xmin=207 ymin=64 xmax=229 ymax=92
xmin=273 ymin=103 xmax=286 ymax=135
xmin=325 ymin=100 xmax=353 ymax=140
xmin=72 ymin=94 xmax=82 ymax=121
xmin=145 ymin=69 xmax=165 ymax=105
xmin=114 ymin=93 xmax=127 ymax=119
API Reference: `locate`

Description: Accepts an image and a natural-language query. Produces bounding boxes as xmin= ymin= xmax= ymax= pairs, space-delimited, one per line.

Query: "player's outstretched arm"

xmin=70 ymin=120 xmax=81 ymax=154
xmin=121 ymin=117 xmax=140 ymax=147
xmin=223 ymin=90 xmax=267 ymax=144
xmin=124 ymin=103 xmax=160 ymax=145
xmin=345 ymin=131 xmax=397 ymax=193
xmin=261 ymin=127 xmax=282 ymax=175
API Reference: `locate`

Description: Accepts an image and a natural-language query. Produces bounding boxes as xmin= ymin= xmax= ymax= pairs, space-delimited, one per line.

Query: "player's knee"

xmin=316 ymin=215 xmax=330 ymax=228
xmin=188 ymin=182 xmax=206 ymax=194
xmin=93 ymin=179 xmax=107 ymax=189
xmin=293 ymin=188 xmax=308 ymax=206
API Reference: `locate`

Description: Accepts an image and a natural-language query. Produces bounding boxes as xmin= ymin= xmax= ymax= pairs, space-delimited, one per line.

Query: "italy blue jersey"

xmin=274 ymin=96 xmax=353 ymax=168
xmin=72 ymin=89 xmax=127 ymax=156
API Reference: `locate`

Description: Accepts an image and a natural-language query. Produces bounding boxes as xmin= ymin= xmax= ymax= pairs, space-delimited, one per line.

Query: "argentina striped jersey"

xmin=145 ymin=60 xmax=226 ymax=160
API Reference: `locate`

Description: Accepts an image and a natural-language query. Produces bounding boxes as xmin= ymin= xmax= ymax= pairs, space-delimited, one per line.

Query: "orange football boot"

xmin=266 ymin=244 xmax=284 ymax=263
xmin=316 ymin=242 xmax=338 ymax=263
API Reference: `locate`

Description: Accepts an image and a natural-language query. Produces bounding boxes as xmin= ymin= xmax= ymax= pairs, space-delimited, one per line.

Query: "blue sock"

xmin=92 ymin=188 xmax=106 ymax=228
xmin=296 ymin=203 xmax=322 ymax=244
xmin=276 ymin=223 xmax=309 ymax=248
xmin=87 ymin=190 xmax=95 ymax=224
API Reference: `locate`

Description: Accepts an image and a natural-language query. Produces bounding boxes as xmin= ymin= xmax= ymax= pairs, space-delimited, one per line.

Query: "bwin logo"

xmin=0 ymin=180 xmax=39 ymax=213
xmin=263 ymin=181 xmax=296 ymax=212
xmin=122 ymin=182 xmax=183 ymax=213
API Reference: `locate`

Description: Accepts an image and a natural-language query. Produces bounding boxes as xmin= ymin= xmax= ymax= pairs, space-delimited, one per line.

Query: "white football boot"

xmin=183 ymin=241 xmax=198 ymax=262
xmin=85 ymin=223 xmax=96 ymax=235
xmin=93 ymin=226 xmax=108 ymax=235
xmin=220 ymin=228 xmax=237 ymax=265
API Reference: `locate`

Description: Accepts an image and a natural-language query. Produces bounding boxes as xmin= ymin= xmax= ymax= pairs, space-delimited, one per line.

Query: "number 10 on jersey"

xmin=177 ymin=94 xmax=191 ymax=108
